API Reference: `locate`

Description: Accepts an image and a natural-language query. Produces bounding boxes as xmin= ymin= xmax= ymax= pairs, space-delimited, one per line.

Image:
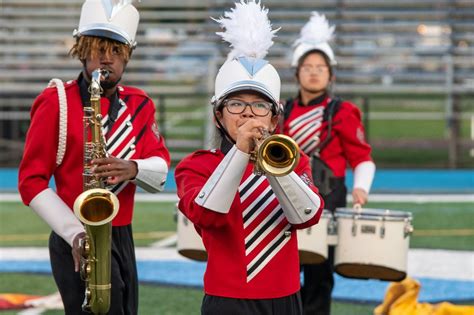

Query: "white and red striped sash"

xmin=101 ymin=99 xmax=137 ymax=194
xmin=239 ymin=173 xmax=291 ymax=282
xmin=288 ymin=105 xmax=324 ymax=155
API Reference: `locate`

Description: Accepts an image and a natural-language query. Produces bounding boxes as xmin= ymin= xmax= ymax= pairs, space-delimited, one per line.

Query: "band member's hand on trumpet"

xmin=234 ymin=119 xmax=270 ymax=154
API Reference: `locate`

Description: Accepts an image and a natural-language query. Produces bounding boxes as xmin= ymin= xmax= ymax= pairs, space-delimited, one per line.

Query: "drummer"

xmin=279 ymin=12 xmax=376 ymax=315
xmin=174 ymin=1 xmax=324 ymax=314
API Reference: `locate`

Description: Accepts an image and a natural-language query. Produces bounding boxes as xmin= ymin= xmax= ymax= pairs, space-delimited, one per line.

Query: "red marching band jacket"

xmin=175 ymin=149 xmax=323 ymax=299
xmin=18 ymin=80 xmax=170 ymax=226
xmin=280 ymin=96 xmax=373 ymax=177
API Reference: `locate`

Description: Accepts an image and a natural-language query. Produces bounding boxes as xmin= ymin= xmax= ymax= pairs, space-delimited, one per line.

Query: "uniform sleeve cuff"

xmin=194 ymin=146 xmax=249 ymax=213
xmin=29 ymin=188 xmax=85 ymax=246
xmin=131 ymin=156 xmax=169 ymax=193
xmin=267 ymin=172 xmax=322 ymax=224
xmin=353 ymin=161 xmax=376 ymax=193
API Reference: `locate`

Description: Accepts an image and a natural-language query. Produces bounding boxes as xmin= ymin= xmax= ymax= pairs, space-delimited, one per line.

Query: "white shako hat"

xmin=73 ymin=0 xmax=139 ymax=48
xmin=212 ymin=0 xmax=281 ymax=111
xmin=291 ymin=11 xmax=337 ymax=67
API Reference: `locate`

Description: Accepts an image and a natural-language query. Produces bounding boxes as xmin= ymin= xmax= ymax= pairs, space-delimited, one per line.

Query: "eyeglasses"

xmin=223 ymin=99 xmax=273 ymax=117
xmin=300 ymin=65 xmax=329 ymax=74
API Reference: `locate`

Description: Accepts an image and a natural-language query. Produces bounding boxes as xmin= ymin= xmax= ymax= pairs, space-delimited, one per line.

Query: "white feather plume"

xmin=102 ymin=0 xmax=136 ymax=19
xmin=293 ymin=11 xmax=335 ymax=47
xmin=213 ymin=0 xmax=279 ymax=60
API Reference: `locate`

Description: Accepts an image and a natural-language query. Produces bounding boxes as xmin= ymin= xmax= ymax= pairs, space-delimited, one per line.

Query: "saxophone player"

xmin=18 ymin=1 xmax=170 ymax=314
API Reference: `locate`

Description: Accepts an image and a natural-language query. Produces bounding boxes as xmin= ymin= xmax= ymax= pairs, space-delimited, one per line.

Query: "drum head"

xmin=335 ymin=263 xmax=407 ymax=281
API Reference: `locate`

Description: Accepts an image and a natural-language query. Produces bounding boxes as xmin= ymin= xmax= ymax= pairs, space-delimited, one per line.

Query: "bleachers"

xmin=1 ymin=0 xmax=473 ymax=167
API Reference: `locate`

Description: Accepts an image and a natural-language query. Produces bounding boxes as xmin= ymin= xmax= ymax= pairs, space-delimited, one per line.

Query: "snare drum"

xmin=334 ymin=208 xmax=413 ymax=281
xmin=297 ymin=210 xmax=337 ymax=264
xmin=176 ymin=210 xmax=207 ymax=261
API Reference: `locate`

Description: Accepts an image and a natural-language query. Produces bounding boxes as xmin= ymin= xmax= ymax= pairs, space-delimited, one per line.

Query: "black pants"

xmin=301 ymin=179 xmax=346 ymax=315
xmin=49 ymin=225 xmax=138 ymax=315
xmin=202 ymin=292 xmax=303 ymax=315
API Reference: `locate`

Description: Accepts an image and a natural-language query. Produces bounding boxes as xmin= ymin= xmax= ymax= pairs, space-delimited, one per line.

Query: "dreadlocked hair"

xmin=69 ymin=36 xmax=131 ymax=63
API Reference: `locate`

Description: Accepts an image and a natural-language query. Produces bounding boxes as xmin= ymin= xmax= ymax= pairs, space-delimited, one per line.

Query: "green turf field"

xmin=1 ymin=201 xmax=473 ymax=249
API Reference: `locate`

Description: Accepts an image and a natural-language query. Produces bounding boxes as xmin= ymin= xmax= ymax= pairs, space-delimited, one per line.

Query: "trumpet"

xmin=250 ymin=129 xmax=300 ymax=177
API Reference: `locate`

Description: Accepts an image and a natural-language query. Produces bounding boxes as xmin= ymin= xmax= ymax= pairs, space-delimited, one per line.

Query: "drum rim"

xmin=335 ymin=208 xmax=412 ymax=221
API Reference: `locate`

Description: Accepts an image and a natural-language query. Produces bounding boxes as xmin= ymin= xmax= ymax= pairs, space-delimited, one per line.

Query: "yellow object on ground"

xmin=374 ymin=277 xmax=474 ymax=315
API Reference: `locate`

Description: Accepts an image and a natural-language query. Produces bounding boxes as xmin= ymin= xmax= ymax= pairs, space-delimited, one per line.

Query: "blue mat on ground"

xmin=1 ymin=260 xmax=473 ymax=303
xmin=1 ymin=168 xmax=473 ymax=193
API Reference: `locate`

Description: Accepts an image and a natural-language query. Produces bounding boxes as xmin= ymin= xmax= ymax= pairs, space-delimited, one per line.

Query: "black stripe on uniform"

xmin=110 ymin=181 xmax=126 ymax=194
xmin=247 ymin=228 xmax=289 ymax=277
xmin=239 ymin=175 xmax=262 ymax=196
xmin=119 ymin=146 xmax=132 ymax=159
xmin=130 ymin=98 xmax=149 ymax=123
xmin=134 ymin=125 xmax=146 ymax=145
xmin=106 ymin=123 xmax=130 ymax=151
xmin=245 ymin=208 xmax=283 ymax=250
xmin=103 ymin=119 xmax=111 ymax=130
xmin=243 ymin=189 xmax=273 ymax=223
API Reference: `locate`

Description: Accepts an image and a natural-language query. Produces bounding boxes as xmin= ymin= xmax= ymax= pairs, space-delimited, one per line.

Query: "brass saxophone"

xmin=73 ymin=68 xmax=120 ymax=314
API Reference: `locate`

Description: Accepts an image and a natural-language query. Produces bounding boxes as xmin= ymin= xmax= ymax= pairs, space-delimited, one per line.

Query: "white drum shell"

xmin=334 ymin=208 xmax=412 ymax=281
xmin=176 ymin=210 xmax=207 ymax=261
xmin=297 ymin=210 xmax=335 ymax=264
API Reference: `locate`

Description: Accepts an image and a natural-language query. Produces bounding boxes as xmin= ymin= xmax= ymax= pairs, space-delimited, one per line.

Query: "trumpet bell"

xmin=257 ymin=134 xmax=300 ymax=176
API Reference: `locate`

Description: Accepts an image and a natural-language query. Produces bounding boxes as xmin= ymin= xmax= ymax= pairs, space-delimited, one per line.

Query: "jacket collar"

xmin=296 ymin=92 xmax=328 ymax=107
